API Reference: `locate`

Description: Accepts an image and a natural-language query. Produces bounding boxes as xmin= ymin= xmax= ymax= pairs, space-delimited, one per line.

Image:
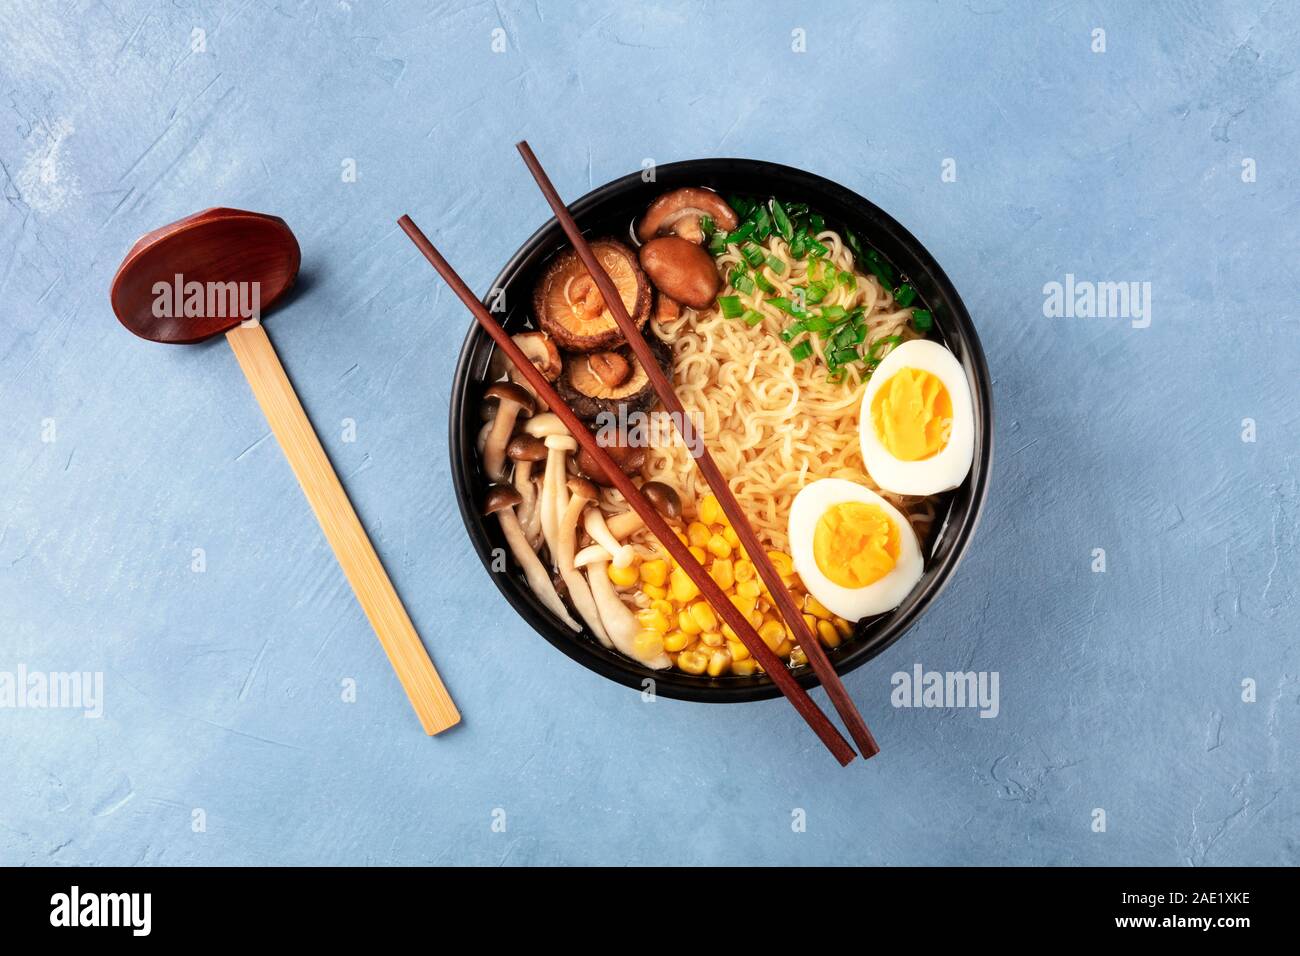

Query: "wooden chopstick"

xmin=515 ymin=141 xmax=880 ymax=760
xmin=398 ymin=214 xmax=857 ymax=767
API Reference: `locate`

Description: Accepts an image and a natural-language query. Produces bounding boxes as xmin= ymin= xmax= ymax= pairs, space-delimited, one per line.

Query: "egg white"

xmin=788 ymin=478 xmax=924 ymax=622
xmin=859 ymin=339 xmax=974 ymax=496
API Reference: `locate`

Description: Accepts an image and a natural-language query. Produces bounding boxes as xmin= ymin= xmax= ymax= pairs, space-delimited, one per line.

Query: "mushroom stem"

xmin=575 ymin=543 xmax=613 ymax=568
xmin=483 ymin=406 xmax=519 ymax=481
xmin=586 ymin=558 xmax=671 ymax=669
xmin=583 ymin=508 xmax=636 ymax=568
xmin=606 ymin=510 xmax=646 ymax=539
xmin=496 ymin=506 xmax=581 ymax=632
xmin=557 ymin=492 xmax=611 ymax=647
xmin=541 ymin=435 xmax=576 ymax=569
xmin=513 ymin=461 xmax=541 ymax=547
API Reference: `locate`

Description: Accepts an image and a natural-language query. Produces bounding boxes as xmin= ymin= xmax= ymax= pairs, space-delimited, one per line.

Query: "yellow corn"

xmin=722 ymin=525 xmax=741 ymax=550
xmin=731 ymin=658 xmax=758 ymax=677
xmin=804 ymin=595 xmax=833 ymax=620
xmin=775 ymin=638 xmax=794 ymax=657
xmin=640 ymin=559 xmax=669 ymax=587
xmin=721 ymin=622 xmax=737 ymax=642
xmin=730 ymin=593 xmax=757 ymax=619
xmin=833 ymin=616 xmax=854 ymax=638
xmin=662 ymin=629 xmax=692 ymax=652
xmin=641 ymin=583 xmax=668 ymax=601
xmin=677 ymin=648 xmax=709 ymax=675
xmin=790 ymin=645 xmax=809 ymax=666
xmin=802 ymin=612 xmax=817 ymax=634
xmin=699 ymin=630 xmax=724 ymax=647
xmin=707 ymin=649 xmax=731 ymax=677
xmin=758 ymin=619 xmax=785 ymax=651
xmin=726 ymin=638 xmax=751 ymax=661
xmin=608 ymin=562 xmax=639 ymax=588
xmin=687 ymin=600 xmax=717 ymax=633
xmin=709 ymin=557 xmax=734 ymax=590
xmin=817 ymin=619 xmax=842 ymax=647
xmin=636 ymin=608 xmax=671 ymax=633
xmin=633 ymin=631 xmax=665 ymax=659
xmin=706 ymin=533 xmax=732 ymax=560
xmin=675 ymin=530 xmax=689 ymax=545
xmin=737 ymin=579 xmax=761 ymax=600
xmin=677 ymin=609 xmax=702 ymax=636
xmin=687 ymin=521 xmax=711 ymax=548
xmin=766 ymin=551 xmax=794 ymax=577
xmin=734 ymin=559 xmax=755 ymax=583
xmin=669 ymin=566 xmax=700 ymax=603
xmin=699 ymin=494 xmax=722 ymax=526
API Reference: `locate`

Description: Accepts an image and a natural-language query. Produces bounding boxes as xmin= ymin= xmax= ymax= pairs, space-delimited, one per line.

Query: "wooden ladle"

xmin=110 ymin=207 xmax=459 ymax=735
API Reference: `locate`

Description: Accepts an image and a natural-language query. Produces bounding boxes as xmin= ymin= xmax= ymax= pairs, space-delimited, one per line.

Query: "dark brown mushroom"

xmin=533 ymin=239 xmax=651 ymax=351
xmin=588 ymin=351 xmax=631 ymax=389
xmin=507 ymin=434 xmax=549 ymax=549
xmin=577 ymin=442 xmax=647 ymax=486
xmin=566 ymin=475 xmax=599 ymax=504
xmin=483 ymin=484 xmax=524 ymax=515
xmin=639 ymin=237 xmax=721 ymax=310
xmin=556 ymin=338 xmax=670 ymax=423
xmin=637 ymin=188 xmax=739 ymax=244
xmin=641 ymin=481 xmax=682 ymax=521
xmin=482 ymin=381 xmax=535 ymax=481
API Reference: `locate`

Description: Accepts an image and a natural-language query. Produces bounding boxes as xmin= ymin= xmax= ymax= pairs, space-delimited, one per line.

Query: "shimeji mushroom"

xmin=482 ymin=382 xmax=535 ymax=481
xmin=583 ymin=507 xmax=635 ymax=569
xmin=541 ymin=434 xmax=576 ymax=568
xmin=506 ymin=434 xmax=548 ymax=550
xmin=585 ymin=551 xmax=671 ymax=670
xmin=604 ymin=481 xmax=683 ymax=540
xmin=483 ymin=485 xmax=580 ymax=632
xmin=555 ymin=477 xmax=611 ymax=647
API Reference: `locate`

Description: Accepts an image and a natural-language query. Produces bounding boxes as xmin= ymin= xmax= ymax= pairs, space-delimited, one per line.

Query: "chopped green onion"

xmin=911 ymin=309 xmax=933 ymax=332
xmin=831 ymin=346 xmax=860 ymax=366
xmin=789 ymin=227 xmax=808 ymax=259
xmin=718 ymin=295 xmax=745 ymax=319
xmin=820 ymin=305 xmax=848 ymax=322
xmin=789 ymin=341 xmax=813 ymax=362
xmin=808 ymin=213 xmax=825 ymax=233
xmin=767 ymin=296 xmax=806 ymax=318
xmin=752 ymin=206 xmax=772 ymax=240
xmin=725 ymin=220 xmax=757 ymax=245
xmin=698 ymin=215 xmax=715 ymax=241
xmin=866 ymin=333 xmax=902 ymax=364
xmin=741 ymin=242 xmax=766 ymax=268
xmin=826 ymin=368 xmax=846 ymax=384
xmin=803 ymin=314 xmax=834 ymax=333
xmin=753 ymin=270 xmax=776 ymax=294
xmin=742 ymin=309 xmax=764 ymax=327
xmin=728 ymin=195 xmax=755 ymax=219
xmin=765 ymin=253 xmax=787 ymax=275
xmin=733 ymin=272 xmax=755 ymax=295
xmin=779 ymin=320 xmax=807 ymax=342
xmin=838 ymin=269 xmax=857 ymax=290
xmin=844 ymin=228 xmax=867 ymax=263
xmin=895 ymin=283 xmax=917 ymax=307
xmin=708 ymin=231 xmax=728 ymax=255
xmin=805 ymin=235 xmax=829 ymax=258
xmin=865 ymin=250 xmax=894 ymax=287
xmin=770 ymin=198 xmax=794 ymax=241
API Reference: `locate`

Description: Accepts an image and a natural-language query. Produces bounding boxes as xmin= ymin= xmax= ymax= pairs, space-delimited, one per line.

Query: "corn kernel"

xmin=669 ymin=566 xmax=700 ymax=603
xmin=766 ymin=550 xmax=794 ymax=577
xmin=636 ymin=608 xmax=671 ymax=633
xmin=721 ymin=623 xmax=737 ymax=641
xmin=688 ymin=600 xmax=717 ymax=633
xmin=699 ymin=630 xmax=724 ymax=647
xmin=699 ymin=494 xmax=722 ymax=526
xmin=675 ymin=530 xmax=689 ymax=544
xmin=687 ymin=521 xmax=711 ymax=548
xmin=833 ymin=616 xmax=854 ymax=638
xmin=677 ymin=609 xmax=701 ymax=635
xmin=737 ymin=579 xmax=761 ymax=600
xmin=633 ymin=630 xmax=665 ymax=659
xmin=707 ymin=649 xmax=731 ymax=677
xmin=709 ymin=557 xmax=734 ymax=590
xmin=790 ymin=645 xmax=809 ymax=666
xmin=731 ymin=658 xmax=758 ymax=676
xmin=662 ymin=629 xmax=692 ymax=652
xmin=687 ymin=545 xmax=707 ymax=565
xmin=608 ymin=562 xmax=639 ymax=588
xmin=722 ymin=525 xmax=741 ymax=550
xmin=758 ymin=619 xmax=785 ymax=651
xmin=748 ymin=609 xmax=764 ymax=629
xmin=802 ymin=612 xmax=817 ymax=635
xmin=817 ymin=619 xmax=842 ymax=647
xmin=705 ymin=533 xmax=732 ymax=560
xmin=730 ymin=593 xmax=757 ymax=619
xmin=804 ymin=595 xmax=833 ymax=620
xmin=642 ymin=583 xmax=668 ymax=601
xmin=775 ymin=639 xmax=794 ymax=657
xmin=651 ymin=598 xmax=674 ymax=618
xmin=726 ymin=639 xmax=751 ymax=661
xmin=677 ymin=649 xmax=709 ymax=675
xmin=734 ymin=559 xmax=755 ymax=583
xmin=640 ymin=559 xmax=669 ymax=587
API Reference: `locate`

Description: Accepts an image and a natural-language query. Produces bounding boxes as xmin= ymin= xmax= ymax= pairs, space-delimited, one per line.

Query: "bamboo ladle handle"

xmin=225 ymin=323 xmax=459 ymax=735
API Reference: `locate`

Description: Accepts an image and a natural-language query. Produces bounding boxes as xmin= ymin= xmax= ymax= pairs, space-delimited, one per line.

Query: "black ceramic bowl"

xmin=449 ymin=159 xmax=992 ymax=702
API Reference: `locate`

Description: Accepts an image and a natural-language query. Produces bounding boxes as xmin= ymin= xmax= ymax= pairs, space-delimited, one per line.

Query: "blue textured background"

xmin=2 ymin=1 xmax=1296 ymax=866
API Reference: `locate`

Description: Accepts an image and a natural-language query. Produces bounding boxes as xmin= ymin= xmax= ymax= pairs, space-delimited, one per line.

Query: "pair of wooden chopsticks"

xmin=399 ymin=142 xmax=878 ymax=764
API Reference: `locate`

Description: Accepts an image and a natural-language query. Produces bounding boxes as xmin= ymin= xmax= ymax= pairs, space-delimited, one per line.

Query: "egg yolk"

xmin=871 ymin=367 xmax=953 ymax=461
xmin=813 ymin=501 xmax=900 ymax=589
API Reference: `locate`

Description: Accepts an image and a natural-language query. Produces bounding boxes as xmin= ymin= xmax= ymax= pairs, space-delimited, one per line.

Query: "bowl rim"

xmin=448 ymin=158 xmax=994 ymax=702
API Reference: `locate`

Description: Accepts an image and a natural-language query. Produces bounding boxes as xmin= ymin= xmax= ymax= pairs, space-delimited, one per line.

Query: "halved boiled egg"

xmin=859 ymin=339 xmax=974 ymax=496
xmin=788 ymin=478 xmax=923 ymax=621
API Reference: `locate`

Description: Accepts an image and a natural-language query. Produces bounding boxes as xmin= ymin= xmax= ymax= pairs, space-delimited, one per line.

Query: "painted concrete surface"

xmin=1 ymin=2 xmax=1296 ymax=866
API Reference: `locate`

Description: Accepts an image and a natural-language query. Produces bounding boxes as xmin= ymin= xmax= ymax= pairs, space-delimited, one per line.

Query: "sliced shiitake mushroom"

xmin=577 ymin=441 xmax=647 ymax=486
xmin=533 ymin=239 xmax=651 ymax=352
xmin=637 ymin=187 xmax=739 ymax=244
xmin=557 ymin=338 xmax=670 ymax=422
